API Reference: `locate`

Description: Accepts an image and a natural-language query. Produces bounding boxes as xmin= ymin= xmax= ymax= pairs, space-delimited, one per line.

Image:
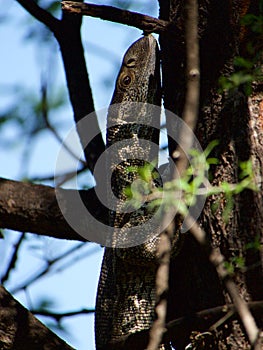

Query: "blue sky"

xmin=0 ymin=1 xmax=158 ymax=349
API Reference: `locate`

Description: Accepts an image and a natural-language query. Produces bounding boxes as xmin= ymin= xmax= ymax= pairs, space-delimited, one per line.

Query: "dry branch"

xmin=0 ymin=178 xmax=107 ymax=241
xmin=62 ymin=1 xmax=170 ymax=34
xmin=147 ymin=0 xmax=200 ymax=349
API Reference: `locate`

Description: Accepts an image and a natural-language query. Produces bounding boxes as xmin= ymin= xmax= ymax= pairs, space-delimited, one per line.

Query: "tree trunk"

xmin=1 ymin=1 xmax=262 ymax=349
xmin=159 ymin=0 xmax=263 ymax=348
xmin=0 ymin=286 xmax=74 ymax=350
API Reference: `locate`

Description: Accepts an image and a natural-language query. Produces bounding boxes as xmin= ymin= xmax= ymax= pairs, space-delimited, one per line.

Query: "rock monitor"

xmin=95 ymin=35 xmax=175 ymax=350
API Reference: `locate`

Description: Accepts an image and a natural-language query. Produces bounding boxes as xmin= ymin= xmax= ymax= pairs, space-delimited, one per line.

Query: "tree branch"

xmin=0 ymin=285 xmax=75 ymax=349
xmin=17 ymin=0 xmax=105 ymax=174
xmin=0 ymin=178 xmax=107 ymax=241
xmin=16 ymin=0 xmax=60 ymax=32
xmin=1 ymin=232 xmax=26 ymax=284
xmin=32 ymin=308 xmax=94 ymax=321
xmin=57 ymin=1 xmax=105 ymax=174
xmin=40 ymin=81 xmax=86 ymax=167
xmin=9 ymin=242 xmax=86 ymax=294
xmin=147 ymin=1 xmax=200 ymax=349
xmin=61 ymin=1 xmax=171 ymax=34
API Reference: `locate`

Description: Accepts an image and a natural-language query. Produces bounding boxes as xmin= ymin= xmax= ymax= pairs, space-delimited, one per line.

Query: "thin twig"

xmin=172 ymin=0 xmax=200 ymax=177
xmin=44 ymin=115 xmax=86 ymax=167
xmin=147 ymin=1 xmax=200 ymax=349
xmin=40 ymin=80 xmax=86 ymax=167
xmin=51 ymin=245 xmax=100 ymax=274
xmin=62 ymin=1 xmax=171 ymax=34
xmin=208 ymin=310 xmax=234 ymax=332
xmin=29 ymin=164 xmax=87 ymax=183
xmin=10 ymin=242 xmax=85 ymax=294
xmin=1 ymin=232 xmax=26 ymax=284
xmin=31 ymin=308 xmax=94 ymax=320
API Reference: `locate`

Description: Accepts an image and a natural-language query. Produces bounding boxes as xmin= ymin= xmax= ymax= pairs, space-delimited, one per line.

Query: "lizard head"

xmin=111 ymin=35 xmax=161 ymax=106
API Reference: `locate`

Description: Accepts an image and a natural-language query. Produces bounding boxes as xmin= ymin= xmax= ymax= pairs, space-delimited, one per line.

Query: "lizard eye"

xmin=118 ymin=71 xmax=134 ymax=90
xmin=122 ymin=75 xmax=132 ymax=86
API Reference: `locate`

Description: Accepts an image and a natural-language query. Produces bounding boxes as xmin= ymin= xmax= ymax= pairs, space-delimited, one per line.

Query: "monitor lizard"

xmin=95 ymin=35 xmax=178 ymax=350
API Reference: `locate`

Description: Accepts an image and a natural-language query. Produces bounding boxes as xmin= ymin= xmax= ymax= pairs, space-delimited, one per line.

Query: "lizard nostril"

xmin=126 ymin=58 xmax=136 ymax=67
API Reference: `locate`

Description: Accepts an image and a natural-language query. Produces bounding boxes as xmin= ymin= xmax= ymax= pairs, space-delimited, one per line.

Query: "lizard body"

xmin=95 ymin=35 xmax=178 ymax=350
xmin=95 ymin=35 xmax=175 ymax=350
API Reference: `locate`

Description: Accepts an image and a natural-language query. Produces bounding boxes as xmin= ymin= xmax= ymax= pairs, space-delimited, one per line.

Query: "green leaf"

xmin=245 ymin=236 xmax=261 ymax=251
xmin=224 ymin=261 xmax=234 ymax=275
xmin=206 ymin=157 xmax=219 ymax=165
xmin=234 ymin=56 xmax=254 ymax=69
xmin=203 ymin=140 xmax=219 ymax=157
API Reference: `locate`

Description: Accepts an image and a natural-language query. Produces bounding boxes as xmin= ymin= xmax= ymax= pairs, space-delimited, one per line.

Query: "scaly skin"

xmin=95 ymin=35 xmax=182 ymax=350
xmin=95 ymin=35 xmax=175 ymax=350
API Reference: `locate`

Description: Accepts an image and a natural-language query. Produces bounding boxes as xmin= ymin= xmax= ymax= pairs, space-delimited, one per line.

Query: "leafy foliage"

xmin=126 ymin=141 xmax=258 ymax=224
xmin=219 ymin=6 xmax=263 ymax=94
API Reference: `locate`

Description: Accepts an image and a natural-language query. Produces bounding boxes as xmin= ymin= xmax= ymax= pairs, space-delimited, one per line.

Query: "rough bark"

xmin=1 ymin=1 xmax=262 ymax=349
xmin=159 ymin=0 xmax=263 ymax=348
xmin=62 ymin=1 xmax=170 ymax=34
xmin=0 ymin=285 xmax=74 ymax=350
xmin=0 ymin=178 xmax=107 ymax=241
